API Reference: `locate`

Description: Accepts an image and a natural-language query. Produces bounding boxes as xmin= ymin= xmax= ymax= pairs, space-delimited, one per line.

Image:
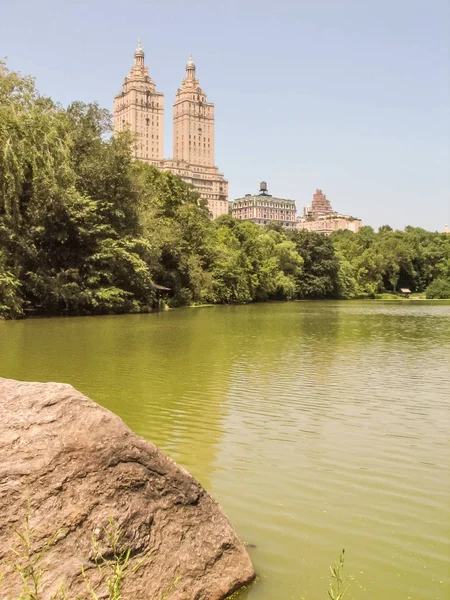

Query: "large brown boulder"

xmin=0 ymin=378 xmax=255 ymax=599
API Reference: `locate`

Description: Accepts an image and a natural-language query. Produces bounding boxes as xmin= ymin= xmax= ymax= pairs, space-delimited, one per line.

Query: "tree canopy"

xmin=1 ymin=62 xmax=449 ymax=319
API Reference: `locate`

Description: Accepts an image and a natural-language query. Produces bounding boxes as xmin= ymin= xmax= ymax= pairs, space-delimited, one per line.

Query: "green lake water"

xmin=1 ymin=301 xmax=449 ymax=600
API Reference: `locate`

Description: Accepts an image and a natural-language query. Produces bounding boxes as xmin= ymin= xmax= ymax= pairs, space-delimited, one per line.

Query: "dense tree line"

xmin=332 ymin=225 xmax=450 ymax=299
xmin=1 ymin=63 xmax=449 ymax=319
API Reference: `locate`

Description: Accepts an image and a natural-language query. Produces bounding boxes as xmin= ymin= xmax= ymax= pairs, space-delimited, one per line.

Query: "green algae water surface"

xmin=1 ymin=301 xmax=449 ymax=600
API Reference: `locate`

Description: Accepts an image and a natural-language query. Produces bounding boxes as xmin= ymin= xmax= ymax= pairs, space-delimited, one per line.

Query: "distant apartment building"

xmin=114 ymin=42 xmax=228 ymax=219
xmin=297 ymin=214 xmax=362 ymax=234
xmin=232 ymin=182 xmax=297 ymax=228
xmin=297 ymin=189 xmax=362 ymax=234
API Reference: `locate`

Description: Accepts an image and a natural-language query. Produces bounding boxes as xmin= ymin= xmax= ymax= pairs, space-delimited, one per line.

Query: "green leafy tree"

xmin=425 ymin=277 xmax=450 ymax=299
xmin=290 ymin=230 xmax=340 ymax=298
xmin=0 ymin=249 xmax=22 ymax=319
xmin=1 ymin=60 xmax=449 ymax=318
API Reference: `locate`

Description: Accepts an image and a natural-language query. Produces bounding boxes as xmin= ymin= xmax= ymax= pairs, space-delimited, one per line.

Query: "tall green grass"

xmin=2 ymin=513 xmax=156 ymax=600
xmin=1 ymin=512 xmax=351 ymax=599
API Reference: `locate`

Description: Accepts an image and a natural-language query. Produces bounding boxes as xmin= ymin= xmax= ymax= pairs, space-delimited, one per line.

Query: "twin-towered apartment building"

xmin=114 ymin=42 xmax=361 ymax=233
xmin=114 ymin=41 xmax=228 ymax=219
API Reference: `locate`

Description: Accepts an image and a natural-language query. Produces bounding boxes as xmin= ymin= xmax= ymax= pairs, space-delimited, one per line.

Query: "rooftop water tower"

xmin=259 ymin=181 xmax=269 ymax=195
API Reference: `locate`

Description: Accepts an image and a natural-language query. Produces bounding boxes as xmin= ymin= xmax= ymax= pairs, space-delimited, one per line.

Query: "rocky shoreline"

xmin=0 ymin=378 xmax=255 ymax=599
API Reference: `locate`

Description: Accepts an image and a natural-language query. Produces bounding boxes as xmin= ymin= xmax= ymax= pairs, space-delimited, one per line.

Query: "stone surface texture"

xmin=0 ymin=378 xmax=255 ymax=599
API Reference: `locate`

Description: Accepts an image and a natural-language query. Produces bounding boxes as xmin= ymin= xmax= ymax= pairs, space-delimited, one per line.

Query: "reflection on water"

xmin=1 ymin=301 xmax=449 ymax=600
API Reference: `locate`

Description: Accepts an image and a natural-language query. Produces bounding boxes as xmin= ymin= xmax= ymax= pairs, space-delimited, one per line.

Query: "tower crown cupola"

xmin=134 ymin=39 xmax=145 ymax=67
xmin=186 ymin=53 xmax=196 ymax=80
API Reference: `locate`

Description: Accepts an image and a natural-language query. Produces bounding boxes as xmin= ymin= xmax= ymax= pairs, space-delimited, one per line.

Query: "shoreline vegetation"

xmin=1 ymin=61 xmax=450 ymax=321
xmin=2 ymin=295 xmax=447 ymax=324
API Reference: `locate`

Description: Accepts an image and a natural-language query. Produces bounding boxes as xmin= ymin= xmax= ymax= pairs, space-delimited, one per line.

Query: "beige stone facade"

xmin=114 ymin=41 xmax=164 ymax=161
xmin=114 ymin=43 xmax=228 ymax=219
xmin=173 ymin=55 xmax=214 ymax=168
xmin=232 ymin=182 xmax=297 ymax=228
xmin=143 ymin=158 xmax=228 ymax=220
xmin=297 ymin=215 xmax=362 ymax=234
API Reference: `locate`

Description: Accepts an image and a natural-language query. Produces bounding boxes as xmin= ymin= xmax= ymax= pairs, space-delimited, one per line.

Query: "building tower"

xmin=173 ymin=54 xmax=214 ymax=167
xmin=113 ymin=40 xmax=164 ymax=161
xmin=303 ymin=189 xmax=334 ymax=219
xmin=113 ymin=48 xmax=228 ymax=219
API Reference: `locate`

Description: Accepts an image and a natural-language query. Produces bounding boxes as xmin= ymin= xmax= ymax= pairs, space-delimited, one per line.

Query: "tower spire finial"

xmin=186 ymin=52 xmax=195 ymax=78
xmin=134 ymin=38 xmax=145 ymax=66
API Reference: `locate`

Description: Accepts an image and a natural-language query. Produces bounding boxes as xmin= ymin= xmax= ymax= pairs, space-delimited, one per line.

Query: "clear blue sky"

xmin=1 ymin=0 xmax=449 ymax=231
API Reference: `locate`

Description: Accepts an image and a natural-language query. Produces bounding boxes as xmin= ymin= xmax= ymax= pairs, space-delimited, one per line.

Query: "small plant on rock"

xmin=82 ymin=517 xmax=152 ymax=600
xmin=1 ymin=512 xmax=156 ymax=600
xmin=7 ymin=506 xmax=64 ymax=600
